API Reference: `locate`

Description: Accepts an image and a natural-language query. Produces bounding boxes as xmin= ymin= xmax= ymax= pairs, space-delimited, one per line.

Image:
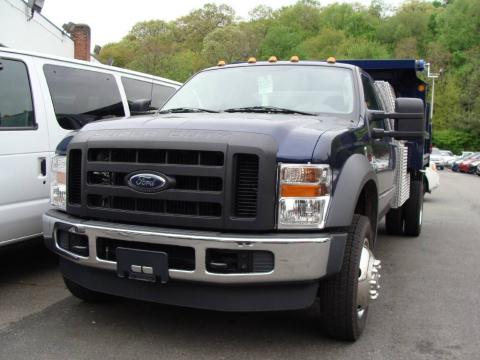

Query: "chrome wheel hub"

xmin=356 ymin=239 xmax=381 ymax=319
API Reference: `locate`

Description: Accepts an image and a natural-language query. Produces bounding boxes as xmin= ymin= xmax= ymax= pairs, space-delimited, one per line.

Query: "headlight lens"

xmin=51 ymin=155 xmax=67 ymax=210
xmin=278 ymin=164 xmax=331 ymax=229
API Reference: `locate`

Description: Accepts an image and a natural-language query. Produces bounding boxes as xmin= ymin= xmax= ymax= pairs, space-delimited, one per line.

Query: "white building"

xmin=0 ymin=0 xmax=96 ymax=62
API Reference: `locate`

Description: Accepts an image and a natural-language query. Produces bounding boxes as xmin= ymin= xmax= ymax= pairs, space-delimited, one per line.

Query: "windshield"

xmin=440 ymin=151 xmax=453 ymax=156
xmin=161 ymin=65 xmax=355 ymax=115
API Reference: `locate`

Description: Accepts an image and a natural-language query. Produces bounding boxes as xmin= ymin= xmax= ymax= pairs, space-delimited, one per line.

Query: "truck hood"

xmin=81 ymin=113 xmax=353 ymax=162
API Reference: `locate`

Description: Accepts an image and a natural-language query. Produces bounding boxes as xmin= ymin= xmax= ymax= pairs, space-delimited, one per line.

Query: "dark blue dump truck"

xmin=44 ymin=57 xmax=431 ymax=341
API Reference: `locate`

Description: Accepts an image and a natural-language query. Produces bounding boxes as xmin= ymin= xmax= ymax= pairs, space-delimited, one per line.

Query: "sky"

xmin=41 ymin=0 xmax=405 ymax=49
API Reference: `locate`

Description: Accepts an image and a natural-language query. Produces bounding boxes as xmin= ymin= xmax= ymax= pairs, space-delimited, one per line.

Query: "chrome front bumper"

xmin=43 ymin=210 xmax=347 ymax=284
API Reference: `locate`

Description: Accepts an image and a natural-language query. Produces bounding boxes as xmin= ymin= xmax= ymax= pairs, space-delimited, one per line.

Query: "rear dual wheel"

xmin=385 ymin=180 xmax=423 ymax=237
xmin=403 ymin=180 xmax=423 ymax=236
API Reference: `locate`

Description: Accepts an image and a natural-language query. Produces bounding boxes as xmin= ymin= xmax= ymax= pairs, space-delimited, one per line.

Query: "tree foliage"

xmin=98 ymin=0 xmax=480 ymax=151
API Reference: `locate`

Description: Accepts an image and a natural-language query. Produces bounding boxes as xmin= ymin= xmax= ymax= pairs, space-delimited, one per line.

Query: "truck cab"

xmin=43 ymin=57 xmax=429 ymax=341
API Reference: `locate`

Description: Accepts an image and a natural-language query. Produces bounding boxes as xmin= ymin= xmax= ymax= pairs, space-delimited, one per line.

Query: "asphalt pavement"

xmin=1 ymin=171 xmax=479 ymax=360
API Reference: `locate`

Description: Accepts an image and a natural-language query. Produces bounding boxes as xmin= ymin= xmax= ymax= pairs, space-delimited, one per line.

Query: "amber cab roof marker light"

xmin=217 ymin=60 xmax=226 ymax=67
xmin=326 ymin=56 xmax=336 ymax=64
xmin=268 ymin=56 xmax=278 ymax=63
xmin=248 ymin=57 xmax=257 ymax=64
xmin=290 ymin=55 xmax=300 ymax=63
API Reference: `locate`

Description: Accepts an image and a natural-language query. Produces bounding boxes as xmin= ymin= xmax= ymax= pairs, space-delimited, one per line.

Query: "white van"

xmin=0 ymin=48 xmax=181 ymax=246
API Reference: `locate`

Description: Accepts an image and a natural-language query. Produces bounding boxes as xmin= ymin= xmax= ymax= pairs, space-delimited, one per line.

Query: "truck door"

xmin=0 ymin=55 xmax=50 ymax=245
xmin=361 ymin=74 xmax=395 ymax=208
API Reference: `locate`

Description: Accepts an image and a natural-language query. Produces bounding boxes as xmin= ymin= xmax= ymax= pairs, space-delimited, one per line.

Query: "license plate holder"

xmin=116 ymin=247 xmax=169 ymax=283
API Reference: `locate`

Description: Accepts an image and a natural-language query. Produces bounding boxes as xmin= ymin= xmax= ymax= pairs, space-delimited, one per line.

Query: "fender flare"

xmin=325 ymin=154 xmax=378 ymax=228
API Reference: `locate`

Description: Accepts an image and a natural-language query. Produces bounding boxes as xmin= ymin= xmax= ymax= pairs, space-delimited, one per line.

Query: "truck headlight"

xmin=51 ymin=155 xmax=67 ymax=210
xmin=277 ymin=164 xmax=331 ymax=229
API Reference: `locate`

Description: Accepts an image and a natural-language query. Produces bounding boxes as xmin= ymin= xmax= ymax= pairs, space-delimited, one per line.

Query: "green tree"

xmin=202 ymin=26 xmax=249 ymax=64
xmin=295 ymin=28 xmax=347 ymax=59
xmin=176 ymin=3 xmax=236 ymax=51
xmin=437 ymin=0 xmax=480 ymax=53
xmin=248 ymin=5 xmax=273 ymax=21
xmin=432 ymin=74 xmax=463 ymax=130
xmin=260 ymin=25 xmax=304 ymax=59
xmin=98 ymin=39 xmax=137 ymax=67
xmin=319 ymin=3 xmax=380 ymax=39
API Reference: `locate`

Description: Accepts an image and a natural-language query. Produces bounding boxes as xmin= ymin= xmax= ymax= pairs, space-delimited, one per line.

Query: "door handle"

xmin=39 ymin=157 xmax=46 ymax=177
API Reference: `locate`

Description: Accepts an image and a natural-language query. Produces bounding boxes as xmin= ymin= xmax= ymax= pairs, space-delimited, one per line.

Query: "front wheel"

xmin=404 ymin=180 xmax=424 ymax=236
xmin=318 ymin=215 xmax=381 ymax=341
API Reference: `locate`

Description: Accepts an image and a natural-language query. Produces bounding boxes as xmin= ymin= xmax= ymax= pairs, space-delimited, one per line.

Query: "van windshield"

xmin=161 ymin=65 xmax=355 ymax=116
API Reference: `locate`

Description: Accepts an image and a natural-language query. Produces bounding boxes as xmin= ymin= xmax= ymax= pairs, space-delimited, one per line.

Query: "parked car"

xmin=460 ymin=151 xmax=474 ymax=158
xmin=430 ymin=147 xmax=445 ymax=169
xmin=452 ymin=152 xmax=476 ymax=172
xmin=430 ymin=148 xmax=455 ymax=170
xmin=468 ymin=159 xmax=480 ymax=174
xmin=0 ymin=47 xmax=181 ymax=247
xmin=440 ymin=150 xmax=455 ymax=168
xmin=459 ymin=153 xmax=480 ymax=173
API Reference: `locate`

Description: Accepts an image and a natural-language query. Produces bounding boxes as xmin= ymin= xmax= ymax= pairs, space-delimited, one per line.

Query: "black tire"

xmin=403 ymin=180 xmax=423 ymax=237
xmin=319 ymin=215 xmax=374 ymax=341
xmin=385 ymin=207 xmax=403 ymax=235
xmin=64 ymin=277 xmax=112 ymax=302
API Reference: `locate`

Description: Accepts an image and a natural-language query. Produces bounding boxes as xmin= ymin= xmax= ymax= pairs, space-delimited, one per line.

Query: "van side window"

xmin=121 ymin=77 xmax=176 ymax=111
xmin=152 ymin=84 xmax=176 ymax=109
xmin=43 ymin=65 xmax=125 ymax=130
xmin=121 ymin=77 xmax=154 ymax=112
xmin=0 ymin=59 xmax=35 ymax=129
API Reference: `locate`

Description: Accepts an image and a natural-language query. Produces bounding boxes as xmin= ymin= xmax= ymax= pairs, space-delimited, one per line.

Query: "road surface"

xmin=1 ymin=171 xmax=479 ymax=360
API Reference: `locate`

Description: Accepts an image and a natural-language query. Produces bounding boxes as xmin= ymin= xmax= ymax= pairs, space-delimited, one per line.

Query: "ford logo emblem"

xmin=126 ymin=172 xmax=171 ymax=193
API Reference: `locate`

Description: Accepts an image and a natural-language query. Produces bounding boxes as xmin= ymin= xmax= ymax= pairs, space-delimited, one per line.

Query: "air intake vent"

xmin=234 ymin=154 xmax=259 ymax=217
xmin=88 ymin=148 xmax=224 ymax=166
xmin=87 ymin=195 xmax=221 ymax=217
xmin=68 ymin=149 xmax=82 ymax=205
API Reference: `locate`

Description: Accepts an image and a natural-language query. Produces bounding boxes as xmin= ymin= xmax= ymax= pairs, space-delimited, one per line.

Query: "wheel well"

xmin=354 ymin=180 xmax=378 ymax=233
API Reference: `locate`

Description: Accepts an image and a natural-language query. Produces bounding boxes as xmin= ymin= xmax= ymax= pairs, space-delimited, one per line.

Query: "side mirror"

xmin=129 ymin=99 xmax=152 ymax=114
xmin=369 ymin=98 xmax=428 ymax=140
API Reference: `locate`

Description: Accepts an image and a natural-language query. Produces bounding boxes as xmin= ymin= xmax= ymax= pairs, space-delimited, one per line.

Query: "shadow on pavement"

xmin=0 ymin=238 xmax=58 ymax=284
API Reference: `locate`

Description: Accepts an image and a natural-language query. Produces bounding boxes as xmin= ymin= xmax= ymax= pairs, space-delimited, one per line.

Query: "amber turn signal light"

xmin=281 ymin=184 xmax=328 ymax=197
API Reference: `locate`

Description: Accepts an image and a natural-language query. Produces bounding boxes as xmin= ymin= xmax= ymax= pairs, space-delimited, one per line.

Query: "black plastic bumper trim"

xmin=59 ymin=258 xmax=319 ymax=312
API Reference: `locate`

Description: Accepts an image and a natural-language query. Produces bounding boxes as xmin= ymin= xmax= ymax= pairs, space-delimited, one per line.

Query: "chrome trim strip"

xmin=44 ymin=210 xmax=333 ymax=284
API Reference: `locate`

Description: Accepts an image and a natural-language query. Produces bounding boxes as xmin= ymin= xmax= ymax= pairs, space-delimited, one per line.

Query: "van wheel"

xmin=319 ymin=215 xmax=381 ymax=341
xmin=385 ymin=207 xmax=403 ymax=235
xmin=404 ymin=180 xmax=423 ymax=237
xmin=64 ymin=277 xmax=112 ymax=302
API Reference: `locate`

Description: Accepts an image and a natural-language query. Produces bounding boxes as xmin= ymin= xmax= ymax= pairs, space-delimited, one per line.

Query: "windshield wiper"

xmin=159 ymin=107 xmax=219 ymax=114
xmin=223 ymin=106 xmax=316 ymax=116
